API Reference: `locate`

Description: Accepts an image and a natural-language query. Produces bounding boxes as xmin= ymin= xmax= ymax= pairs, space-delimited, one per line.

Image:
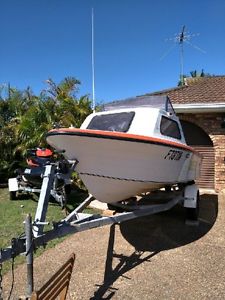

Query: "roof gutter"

xmin=173 ymin=103 xmax=225 ymax=114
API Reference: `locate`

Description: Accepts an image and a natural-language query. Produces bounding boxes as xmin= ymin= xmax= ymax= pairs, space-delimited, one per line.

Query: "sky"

xmin=0 ymin=0 xmax=225 ymax=104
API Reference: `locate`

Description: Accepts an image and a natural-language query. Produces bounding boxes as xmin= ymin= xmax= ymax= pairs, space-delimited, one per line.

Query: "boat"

xmin=46 ymin=95 xmax=202 ymax=204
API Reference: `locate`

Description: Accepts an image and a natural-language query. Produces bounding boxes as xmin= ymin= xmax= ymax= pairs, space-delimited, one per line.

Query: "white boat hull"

xmin=47 ymin=129 xmax=202 ymax=203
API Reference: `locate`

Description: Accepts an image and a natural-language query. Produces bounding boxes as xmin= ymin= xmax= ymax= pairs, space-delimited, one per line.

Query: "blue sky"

xmin=0 ymin=0 xmax=224 ymax=104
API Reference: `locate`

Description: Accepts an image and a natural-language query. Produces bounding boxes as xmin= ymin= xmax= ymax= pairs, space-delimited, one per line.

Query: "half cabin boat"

xmin=46 ymin=96 xmax=202 ymax=204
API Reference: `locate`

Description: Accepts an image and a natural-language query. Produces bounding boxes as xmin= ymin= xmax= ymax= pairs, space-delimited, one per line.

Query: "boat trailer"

xmin=0 ymin=161 xmax=200 ymax=297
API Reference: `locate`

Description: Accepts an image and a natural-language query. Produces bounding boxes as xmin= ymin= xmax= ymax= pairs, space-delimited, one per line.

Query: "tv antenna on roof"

xmin=161 ymin=25 xmax=206 ymax=83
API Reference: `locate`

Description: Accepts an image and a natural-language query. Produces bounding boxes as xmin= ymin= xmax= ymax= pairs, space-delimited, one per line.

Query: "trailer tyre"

xmin=186 ymin=190 xmax=200 ymax=221
xmin=107 ymin=203 xmax=119 ymax=211
xmin=107 ymin=203 xmax=124 ymax=212
xmin=9 ymin=191 xmax=17 ymax=201
xmin=64 ymin=184 xmax=71 ymax=195
xmin=107 ymin=203 xmax=115 ymax=210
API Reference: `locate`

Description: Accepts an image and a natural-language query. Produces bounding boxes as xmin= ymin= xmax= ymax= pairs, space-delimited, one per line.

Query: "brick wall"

xmin=178 ymin=113 xmax=225 ymax=191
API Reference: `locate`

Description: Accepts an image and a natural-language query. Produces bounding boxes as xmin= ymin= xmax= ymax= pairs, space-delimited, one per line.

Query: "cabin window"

xmin=160 ymin=116 xmax=181 ymax=139
xmin=87 ymin=112 xmax=135 ymax=132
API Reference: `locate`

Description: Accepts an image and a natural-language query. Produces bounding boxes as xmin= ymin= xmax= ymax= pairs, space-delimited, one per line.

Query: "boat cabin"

xmin=81 ymin=96 xmax=187 ymax=145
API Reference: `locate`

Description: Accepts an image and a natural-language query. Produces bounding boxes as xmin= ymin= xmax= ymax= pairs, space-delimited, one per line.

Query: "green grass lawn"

xmin=0 ymin=187 xmax=98 ymax=274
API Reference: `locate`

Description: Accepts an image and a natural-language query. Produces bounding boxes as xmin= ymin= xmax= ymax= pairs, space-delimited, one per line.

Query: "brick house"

xmin=146 ymin=76 xmax=225 ymax=192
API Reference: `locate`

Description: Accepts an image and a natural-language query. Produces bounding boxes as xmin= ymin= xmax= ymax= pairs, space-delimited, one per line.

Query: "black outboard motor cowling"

xmin=21 ymin=148 xmax=54 ymax=188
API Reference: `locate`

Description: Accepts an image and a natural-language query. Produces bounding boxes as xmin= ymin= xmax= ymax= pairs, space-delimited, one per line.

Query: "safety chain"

xmin=0 ymin=256 xmax=3 ymax=300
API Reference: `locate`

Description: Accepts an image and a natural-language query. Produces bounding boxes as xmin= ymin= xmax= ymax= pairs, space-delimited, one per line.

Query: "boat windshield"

xmin=87 ymin=112 xmax=135 ymax=132
xmin=103 ymin=95 xmax=175 ymax=115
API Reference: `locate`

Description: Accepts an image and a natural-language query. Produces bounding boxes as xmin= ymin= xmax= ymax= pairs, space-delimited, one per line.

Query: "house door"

xmin=180 ymin=120 xmax=214 ymax=189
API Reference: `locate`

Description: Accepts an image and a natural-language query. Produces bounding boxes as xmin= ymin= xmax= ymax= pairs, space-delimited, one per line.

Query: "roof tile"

xmin=146 ymin=76 xmax=225 ymax=104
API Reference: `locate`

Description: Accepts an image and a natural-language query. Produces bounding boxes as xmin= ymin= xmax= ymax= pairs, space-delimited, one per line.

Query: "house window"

xmin=160 ymin=116 xmax=181 ymax=139
xmin=87 ymin=112 xmax=135 ymax=132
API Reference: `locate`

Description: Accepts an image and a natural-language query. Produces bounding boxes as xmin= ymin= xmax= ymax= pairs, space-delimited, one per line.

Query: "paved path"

xmin=2 ymin=191 xmax=225 ymax=299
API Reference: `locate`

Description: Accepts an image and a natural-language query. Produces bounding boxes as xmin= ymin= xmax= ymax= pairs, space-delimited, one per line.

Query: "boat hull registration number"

xmin=164 ymin=149 xmax=183 ymax=161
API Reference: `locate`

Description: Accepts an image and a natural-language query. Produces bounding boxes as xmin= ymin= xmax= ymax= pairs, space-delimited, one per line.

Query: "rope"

xmin=0 ymin=257 xmax=3 ymax=300
xmin=7 ymin=258 xmax=15 ymax=300
xmin=79 ymin=172 xmax=174 ymax=184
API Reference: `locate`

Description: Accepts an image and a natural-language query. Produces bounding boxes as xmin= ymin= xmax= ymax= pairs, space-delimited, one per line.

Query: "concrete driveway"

xmin=2 ymin=191 xmax=225 ymax=299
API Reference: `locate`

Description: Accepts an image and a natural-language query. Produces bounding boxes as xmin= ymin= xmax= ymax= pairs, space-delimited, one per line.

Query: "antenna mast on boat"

xmin=91 ymin=8 xmax=96 ymax=112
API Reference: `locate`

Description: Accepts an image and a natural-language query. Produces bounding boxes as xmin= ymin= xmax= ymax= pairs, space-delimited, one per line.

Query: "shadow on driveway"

xmin=91 ymin=193 xmax=218 ymax=299
xmin=120 ymin=193 xmax=218 ymax=251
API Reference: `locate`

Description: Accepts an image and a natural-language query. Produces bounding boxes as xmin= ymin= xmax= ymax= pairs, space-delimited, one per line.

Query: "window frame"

xmin=160 ymin=116 xmax=181 ymax=140
xmin=87 ymin=111 xmax=135 ymax=133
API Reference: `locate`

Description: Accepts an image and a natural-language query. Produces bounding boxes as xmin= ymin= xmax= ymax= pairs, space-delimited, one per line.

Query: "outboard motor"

xmin=27 ymin=148 xmax=53 ymax=167
xmin=9 ymin=147 xmax=73 ymax=208
xmin=22 ymin=148 xmax=54 ymax=188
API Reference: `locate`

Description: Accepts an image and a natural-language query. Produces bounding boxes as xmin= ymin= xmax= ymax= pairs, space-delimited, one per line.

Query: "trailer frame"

xmin=0 ymin=162 xmax=199 ymax=297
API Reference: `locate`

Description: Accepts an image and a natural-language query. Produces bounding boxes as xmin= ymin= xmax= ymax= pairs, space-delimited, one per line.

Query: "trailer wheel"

xmin=64 ymin=184 xmax=71 ymax=195
xmin=9 ymin=191 xmax=17 ymax=200
xmin=107 ymin=203 xmax=124 ymax=212
xmin=107 ymin=203 xmax=121 ymax=212
xmin=186 ymin=190 xmax=200 ymax=221
xmin=107 ymin=203 xmax=115 ymax=210
xmin=165 ymin=185 xmax=171 ymax=192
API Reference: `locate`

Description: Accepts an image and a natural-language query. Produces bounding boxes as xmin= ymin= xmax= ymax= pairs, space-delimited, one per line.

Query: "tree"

xmin=0 ymin=77 xmax=93 ymax=181
xmin=41 ymin=77 xmax=92 ymax=128
xmin=15 ymin=77 xmax=92 ymax=151
xmin=44 ymin=77 xmax=81 ymax=101
xmin=0 ymin=86 xmax=27 ymax=180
